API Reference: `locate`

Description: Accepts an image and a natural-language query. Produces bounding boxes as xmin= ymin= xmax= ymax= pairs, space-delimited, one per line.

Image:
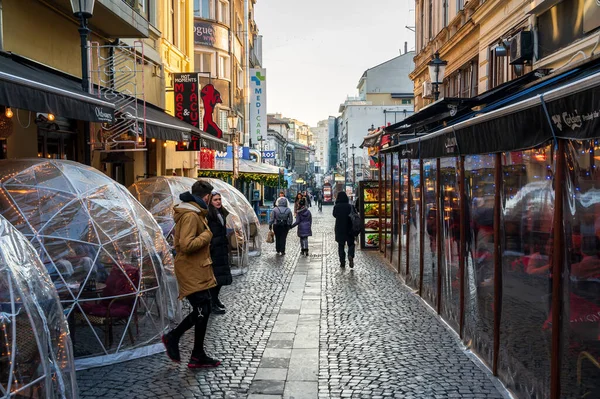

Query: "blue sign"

xmin=262 ymin=150 xmax=276 ymax=159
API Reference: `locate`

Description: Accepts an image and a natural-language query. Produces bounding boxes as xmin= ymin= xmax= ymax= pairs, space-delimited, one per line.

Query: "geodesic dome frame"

xmin=0 ymin=214 xmax=77 ymax=398
xmin=128 ymin=176 xmax=252 ymax=275
xmin=0 ymin=159 xmax=180 ymax=369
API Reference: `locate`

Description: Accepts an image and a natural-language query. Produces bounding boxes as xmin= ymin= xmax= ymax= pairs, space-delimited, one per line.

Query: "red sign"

xmin=173 ymin=73 xmax=200 ymax=128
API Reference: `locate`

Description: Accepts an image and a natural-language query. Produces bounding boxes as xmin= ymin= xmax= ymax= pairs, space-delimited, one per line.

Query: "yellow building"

xmin=412 ymin=0 xmax=600 ymax=111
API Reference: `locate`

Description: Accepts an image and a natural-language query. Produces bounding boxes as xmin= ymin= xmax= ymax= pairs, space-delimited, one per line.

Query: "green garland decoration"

xmin=197 ymin=170 xmax=287 ymax=188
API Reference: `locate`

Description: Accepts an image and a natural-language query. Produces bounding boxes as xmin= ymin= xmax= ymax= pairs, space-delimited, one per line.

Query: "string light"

xmin=5 ymin=107 xmax=13 ymax=118
xmin=47 ymin=113 xmax=55 ymax=122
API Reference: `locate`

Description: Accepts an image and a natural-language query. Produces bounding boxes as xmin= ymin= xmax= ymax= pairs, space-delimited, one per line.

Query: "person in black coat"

xmin=333 ymin=191 xmax=356 ymax=268
xmin=207 ymin=191 xmax=233 ymax=314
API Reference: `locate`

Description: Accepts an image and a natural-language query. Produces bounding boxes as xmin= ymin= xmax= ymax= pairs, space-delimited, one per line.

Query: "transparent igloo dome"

xmin=0 ymin=159 xmax=180 ymax=368
xmin=0 ymin=214 xmax=77 ymax=398
xmin=128 ymin=176 xmax=252 ymax=275
xmin=201 ymin=178 xmax=262 ymax=258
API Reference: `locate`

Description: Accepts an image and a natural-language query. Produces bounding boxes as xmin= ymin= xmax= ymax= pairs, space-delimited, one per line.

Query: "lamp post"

xmin=70 ymin=0 xmax=95 ymax=166
xmin=227 ymin=111 xmax=239 ymax=186
xmin=350 ymin=143 xmax=356 ymax=192
xmin=427 ymin=51 xmax=448 ymax=101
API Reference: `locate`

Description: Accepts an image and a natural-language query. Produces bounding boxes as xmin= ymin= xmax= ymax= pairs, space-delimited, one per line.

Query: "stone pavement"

xmin=77 ymin=207 xmax=508 ymax=399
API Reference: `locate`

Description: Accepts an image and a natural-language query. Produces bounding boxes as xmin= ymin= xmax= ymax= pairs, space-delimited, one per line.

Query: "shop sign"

xmin=173 ymin=73 xmax=200 ymax=129
xmin=194 ymin=21 xmax=229 ymax=51
xmin=262 ymin=150 xmax=275 ymax=159
xmin=249 ymin=68 xmax=267 ymax=145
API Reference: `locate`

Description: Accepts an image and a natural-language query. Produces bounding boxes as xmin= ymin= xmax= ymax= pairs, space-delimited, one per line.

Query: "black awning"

xmin=0 ymin=52 xmax=115 ymax=123
xmin=140 ymin=104 xmax=200 ymax=141
xmin=385 ymin=97 xmax=477 ymax=133
xmin=199 ymin=134 xmax=228 ymax=151
xmin=359 ymin=130 xmax=382 ymax=148
xmin=388 ymin=57 xmax=600 ymax=159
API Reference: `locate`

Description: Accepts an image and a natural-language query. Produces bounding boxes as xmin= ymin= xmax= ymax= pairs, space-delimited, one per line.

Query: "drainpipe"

xmin=0 ymin=0 xmax=3 ymax=51
xmin=243 ymin=0 xmax=250 ymax=147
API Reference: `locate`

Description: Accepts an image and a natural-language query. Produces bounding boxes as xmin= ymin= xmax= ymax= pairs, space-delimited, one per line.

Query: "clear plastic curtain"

xmin=422 ymin=159 xmax=438 ymax=309
xmin=407 ymin=159 xmax=421 ymax=289
xmin=463 ymin=154 xmax=496 ymax=368
xmin=440 ymin=157 xmax=460 ymax=331
xmin=399 ymin=159 xmax=408 ymax=278
xmin=391 ymin=153 xmax=400 ymax=269
xmin=561 ymin=140 xmax=600 ymax=398
xmin=498 ymin=144 xmax=554 ymax=398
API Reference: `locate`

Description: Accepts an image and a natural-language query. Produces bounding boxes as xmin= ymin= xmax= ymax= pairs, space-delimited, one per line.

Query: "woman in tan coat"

xmin=162 ymin=180 xmax=221 ymax=369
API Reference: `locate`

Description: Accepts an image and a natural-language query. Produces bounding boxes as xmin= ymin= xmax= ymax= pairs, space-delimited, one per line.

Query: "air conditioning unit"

xmin=509 ymin=31 xmax=533 ymax=65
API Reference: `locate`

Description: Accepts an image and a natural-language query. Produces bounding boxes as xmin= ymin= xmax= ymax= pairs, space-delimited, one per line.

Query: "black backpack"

xmin=349 ymin=207 xmax=363 ymax=236
xmin=275 ymin=207 xmax=290 ymax=227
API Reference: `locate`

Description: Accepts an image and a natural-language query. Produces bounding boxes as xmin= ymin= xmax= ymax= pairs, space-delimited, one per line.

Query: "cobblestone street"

xmin=77 ymin=208 xmax=508 ymax=399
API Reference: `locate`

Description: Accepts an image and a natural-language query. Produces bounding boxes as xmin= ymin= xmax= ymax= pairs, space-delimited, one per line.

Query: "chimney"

xmin=404 ymin=42 xmax=408 ymax=55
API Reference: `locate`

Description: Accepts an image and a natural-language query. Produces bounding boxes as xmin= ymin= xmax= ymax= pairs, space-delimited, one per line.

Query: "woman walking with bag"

xmin=206 ymin=191 xmax=233 ymax=314
xmin=291 ymin=198 xmax=312 ymax=256
xmin=333 ymin=191 xmax=356 ymax=268
xmin=270 ymin=197 xmax=293 ymax=255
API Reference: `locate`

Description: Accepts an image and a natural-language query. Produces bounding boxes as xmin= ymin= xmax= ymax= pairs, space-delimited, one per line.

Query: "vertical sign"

xmin=174 ymin=73 xmax=200 ymax=128
xmin=249 ymin=68 xmax=267 ymax=145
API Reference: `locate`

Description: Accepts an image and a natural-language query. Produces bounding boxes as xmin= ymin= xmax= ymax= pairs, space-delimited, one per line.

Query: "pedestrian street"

xmin=77 ymin=208 xmax=507 ymax=399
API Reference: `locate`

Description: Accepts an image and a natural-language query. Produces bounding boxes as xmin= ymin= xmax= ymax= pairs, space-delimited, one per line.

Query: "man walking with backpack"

xmin=270 ymin=197 xmax=293 ymax=255
xmin=333 ymin=191 xmax=359 ymax=268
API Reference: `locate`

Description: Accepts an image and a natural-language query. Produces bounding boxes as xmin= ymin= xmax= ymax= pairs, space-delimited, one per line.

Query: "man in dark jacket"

xmin=270 ymin=197 xmax=293 ymax=255
xmin=162 ymin=180 xmax=221 ymax=368
xmin=333 ymin=191 xmax=356 ymax=268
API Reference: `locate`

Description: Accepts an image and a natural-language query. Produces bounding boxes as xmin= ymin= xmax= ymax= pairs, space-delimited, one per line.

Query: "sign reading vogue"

xmin=193 ymin=21 xmax=229 ymax=51
xmin=249 ymin=68 xmax=267 ymax=144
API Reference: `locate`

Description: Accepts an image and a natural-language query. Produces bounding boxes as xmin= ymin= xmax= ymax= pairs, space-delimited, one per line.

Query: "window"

xmin=218 ymin=54 xmax=231 ymax=79
xmin=457 ymin=0 xmax=464 ymax=11
xmin=489 ymin=46 xmax=531 ymax=89
xmin=194 ymin=52 xmax=214 ymax=76
xmin=219 ymin=110 xmax=228 ymax=133
xmin=194 ymin=0 xmax=215 ymax=19
xmin=237 ymin=17 xmax=243 ymax=38
xmin=402 ymin=99 xmax=412 ymax=105
xmin=217 ymin=0 xmax=230 ymax=25
xmin=443 ymin=0 xmax=448 ymax=27
xmin=428 ymin=0 xmax=433 ymax=40
xmin=167 ymin=0 xmax=174 ymax=43
xmin=420 ymin=0 xmax=425 ymax=49
xmin=237 ymin=66 xmax=244 ymax=89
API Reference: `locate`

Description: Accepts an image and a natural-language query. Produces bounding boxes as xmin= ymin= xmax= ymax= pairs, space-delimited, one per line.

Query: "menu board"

xmin=359 ymin=180 xmax=391 ymax=249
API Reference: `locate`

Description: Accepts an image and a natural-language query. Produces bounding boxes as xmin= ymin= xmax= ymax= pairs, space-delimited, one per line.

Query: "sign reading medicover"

xmin=249 ymin=68 xmax=267 ymax=144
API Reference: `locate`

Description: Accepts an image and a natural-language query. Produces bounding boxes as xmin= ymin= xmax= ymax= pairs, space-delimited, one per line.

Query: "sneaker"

xmin=162 ymin=333 xmax=180 ymax=362
xmin=305 ymin=249 xmax=309 ymax=256
xmin=340 ymin=262 xmax=346 ymax=268
xmin=349 ymin=257 xmax=354 ymax=268
xmin=214 ymin=299 xmax=225 ymax=309
xmin=188 ymin=355 xmax=221 ymax=368
xmin=211 ymin=306 xmax=226 ymax=315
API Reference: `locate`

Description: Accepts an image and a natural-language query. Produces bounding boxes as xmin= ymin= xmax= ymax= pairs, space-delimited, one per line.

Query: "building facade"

xmin=337 ymin=51 xmax=415 ymax=186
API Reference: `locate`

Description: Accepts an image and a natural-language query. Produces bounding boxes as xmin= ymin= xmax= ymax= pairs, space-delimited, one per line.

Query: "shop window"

xmin=194 ymin=52 xmax=213 ymax=76
xmin=37 ymin=129 xmax=78 ymax=161
xmin=218 ymin=54 xmax=231 ymax=79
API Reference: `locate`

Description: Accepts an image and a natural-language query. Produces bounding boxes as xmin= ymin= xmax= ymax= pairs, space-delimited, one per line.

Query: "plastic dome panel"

xmin=0 ymin=159 xmax=181 ymax=369
xmin=0 ymin=214 xmax=77 ymax=398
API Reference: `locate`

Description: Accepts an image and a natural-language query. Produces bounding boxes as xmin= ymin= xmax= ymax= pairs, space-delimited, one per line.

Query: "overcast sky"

xmin=254 ymin=0 xmax=415 ymax=127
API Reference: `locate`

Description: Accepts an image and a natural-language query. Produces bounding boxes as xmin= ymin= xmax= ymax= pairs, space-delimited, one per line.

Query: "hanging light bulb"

xmin=138 ymin=136 xmax=143 ymax=143
xmin=151 ymin=138 xmax=156 ymax=143
xmin=47 ymin=113 xmax=55 ymax=121
xmin=5 ymin=107 xmax=13 ymax=118
xmin=163 ymin=142 xmax=167 ymax=148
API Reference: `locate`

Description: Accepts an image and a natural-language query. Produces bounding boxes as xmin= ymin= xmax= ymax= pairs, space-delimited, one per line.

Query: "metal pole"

xmin=551 ymin=139 xmax=566 ymax=399
xmin=397 ymin=156 xmax=403 ymax=273
xmin=406 ymin=160 xmax=411 ymax=278
xmin=419 ymin=160 xmax=425 ymax=296
xmin=436 ymin=158 xmax=442 ymax=314
xmin=79 ymin=15 xmax=91 ymax=166
xmin=493 ymin=152 xmax=502 ymax=376
xmin=459 ymin=156 xmax=466 ymax=339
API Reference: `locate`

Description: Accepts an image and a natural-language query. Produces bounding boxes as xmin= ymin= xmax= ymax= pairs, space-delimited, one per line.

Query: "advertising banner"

xmin=249 ymin=68 xmax=267 ymax=144
xmin=193 ymin=21 xmax=229 ymax=51
xmin=173 ymin=73 xmax=200 ymax=128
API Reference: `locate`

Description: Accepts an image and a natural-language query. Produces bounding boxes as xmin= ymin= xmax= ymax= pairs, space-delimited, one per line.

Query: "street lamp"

xmin=70 ymin=0 xmax=95 ymax=166
xmin=427 ymin=51 xmax=448 ymax=101
xmin=70 ymin=0 xmax=95 ymax=92
xmin=227 ymin=111 xmax=239 ymax=183
xmin=350 ymin=143 xmax=356 ymax=188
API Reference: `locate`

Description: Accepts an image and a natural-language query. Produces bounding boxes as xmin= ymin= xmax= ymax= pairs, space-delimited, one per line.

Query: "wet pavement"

xmin=76 ymin=207 xmax=507 ymax=398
